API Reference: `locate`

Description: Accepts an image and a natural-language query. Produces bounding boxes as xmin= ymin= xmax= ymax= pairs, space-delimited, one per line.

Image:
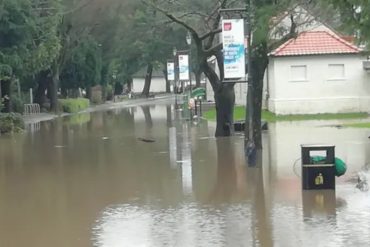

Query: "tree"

xmin=145 ymin=0 xmax=243 ymax=137
xmin=330 ymin=0 xmax=370 ymax=48
xmin=0 ymin=0 xmax=61 ymax=111
xmin=146 ymin=0 xmax=333 ymax=143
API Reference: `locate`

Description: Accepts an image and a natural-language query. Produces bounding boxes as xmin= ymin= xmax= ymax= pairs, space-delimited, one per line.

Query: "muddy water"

xmin=0 ymin=104 xmax=370 ymax=247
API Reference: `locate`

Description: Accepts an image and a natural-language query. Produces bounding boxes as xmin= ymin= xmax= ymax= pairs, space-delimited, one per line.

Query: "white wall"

xmin=132 ymin=77 xmax=167 ymax=93
xmin=267 ymin=54 xmax=370 ymax=114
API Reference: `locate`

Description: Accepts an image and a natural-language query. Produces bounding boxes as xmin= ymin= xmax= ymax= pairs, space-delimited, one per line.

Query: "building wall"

xmin=132 ymin=77 xmax=167 ymax=93
xmin=267 ymin=54 xmax=370 ymax=114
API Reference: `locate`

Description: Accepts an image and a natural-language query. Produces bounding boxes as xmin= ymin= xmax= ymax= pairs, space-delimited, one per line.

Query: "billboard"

xmin=167 ymin=62 xmax=175 ymax=81
xmin=222 ymin=19 xmax=246 ymax=79
xmin=178 ymin=54 xmax=190 ymax=81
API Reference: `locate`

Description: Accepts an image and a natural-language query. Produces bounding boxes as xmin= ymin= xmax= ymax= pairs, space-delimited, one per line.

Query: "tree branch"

xmin=142 ymin=0 xmax=200 ymax=41
xmin=200 ymin=28 xmax=222 ymax=41
xmin=204 ymin=43 xmax=223 ymax=57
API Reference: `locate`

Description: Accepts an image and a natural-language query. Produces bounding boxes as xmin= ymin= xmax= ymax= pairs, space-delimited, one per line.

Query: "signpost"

xmin=178 ymin=54 xmax=190 ymax=81
xmin=222 ymin=19 xmax=246 ymax=79
xmin=167 ymin=61 xmax=175 ymax=81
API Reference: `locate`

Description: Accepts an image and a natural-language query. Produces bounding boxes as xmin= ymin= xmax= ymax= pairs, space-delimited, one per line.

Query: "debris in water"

xmin=138 ymin=137 xmax=155 ymax=143
xmin=356 ymin=171 xmax=369 ymax=192
xmin=54 ymin=145 xmax=65 ymax=148
xmin=102 ymin=137 xmax=109 ymax=140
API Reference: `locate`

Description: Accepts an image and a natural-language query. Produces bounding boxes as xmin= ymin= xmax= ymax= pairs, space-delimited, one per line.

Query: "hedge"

xmin=0 ymin=113 xmax=25 ymax=134
xmin=59 ymin=98 xmax=90 ymax=113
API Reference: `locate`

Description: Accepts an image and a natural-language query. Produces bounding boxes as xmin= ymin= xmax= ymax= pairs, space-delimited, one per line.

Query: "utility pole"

xmin=245 ymin=0 xmax=256 ymax=164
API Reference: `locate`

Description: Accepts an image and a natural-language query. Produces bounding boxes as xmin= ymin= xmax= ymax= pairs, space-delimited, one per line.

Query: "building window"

xmin=328 ymin=64 xmax=345 ymax=80
xmin=290 ymin=65 xmax=307 ymax=81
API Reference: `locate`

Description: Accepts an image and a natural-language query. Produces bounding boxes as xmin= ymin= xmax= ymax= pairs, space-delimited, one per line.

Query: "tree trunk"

xmin=127 ymin=77 xmax=133 ymax=92
xmin=0 ymin=80 xmax=2 ymax=109
xmin=195 ymin=69 xmax=202 ymax=88
xmin=142 ymin=63 xmax=153 ymax=97
xmin=251 ymin=48 xmax=269 ymax=149
xmin=1 ymin=80 xmax=11 ymax=112
xmin=214 ymin=84 xmax=235 ymax=137
xmin=201 ymin=53 xmax=235 ymax=137
xmin=50 ymin=63 xmax=59 ymax=112
xmin=164 ymin=69 xmax=171 ymax=93
xmin=35 ymin=71 xmax=49 ymax=107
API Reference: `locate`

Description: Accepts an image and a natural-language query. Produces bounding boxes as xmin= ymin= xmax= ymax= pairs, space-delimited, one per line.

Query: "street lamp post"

xmin=245 ymin=0 xmax=256 ymax=165
xmin=186 ymin=31 xmax=192 ymax=94
xmin=173 ymin=47 xmax=178 ymax=108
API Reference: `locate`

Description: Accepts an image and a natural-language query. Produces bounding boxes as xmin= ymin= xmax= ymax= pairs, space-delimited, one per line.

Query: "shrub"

xmin=104 ymin=84 xmax=114 ymax=101
xmin=0 ymin=113 xmax=25 ymax=134
xmin=10 ymin=95 xmax=25 ymax=113
xmin=90 ymin=85 xmax=103 ymax=104
xmin=58 ymin=98 xmax=90 ymax=113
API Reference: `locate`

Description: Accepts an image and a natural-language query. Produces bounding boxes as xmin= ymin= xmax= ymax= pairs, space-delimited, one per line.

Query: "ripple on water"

xmin=92 ymin=203 xmax=256 ymax=247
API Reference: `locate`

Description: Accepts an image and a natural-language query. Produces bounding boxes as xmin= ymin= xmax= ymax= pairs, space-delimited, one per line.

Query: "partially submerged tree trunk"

xmin=142 ymin=63 xmax=153 ymax=97
xmin=201 ymin=49 xmax=235 ymax=137
xmin=214 ymin=84 xmax=235 ymax=137
xmin=250 ymin=44 xmax=269 ymax=149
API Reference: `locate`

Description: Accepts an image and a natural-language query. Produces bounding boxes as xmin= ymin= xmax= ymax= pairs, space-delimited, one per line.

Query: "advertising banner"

xmin=222 ymin=19 xmax=246 ymax=79
xmin=167 ymin=62 xmax=175 ymax=81
xmin=178 ymin=54 xmax=190 ymax=81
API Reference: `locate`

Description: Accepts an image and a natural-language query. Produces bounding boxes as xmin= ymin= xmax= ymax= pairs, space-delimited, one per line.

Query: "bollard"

xmin=301 ymin=144 xmax=336 ymax=190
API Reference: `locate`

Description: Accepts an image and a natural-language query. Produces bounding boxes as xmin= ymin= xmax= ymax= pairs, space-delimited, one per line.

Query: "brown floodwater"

xmin=0 ymin=101 xmax=370 ymax=247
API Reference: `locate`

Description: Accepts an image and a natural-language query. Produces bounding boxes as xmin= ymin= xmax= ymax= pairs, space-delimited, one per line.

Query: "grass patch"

xmin=204 ymin=106 xmax=368 ymax=122
xmin=59 ymin=98 xmax=90 ymax=113
xmin=344 ymin=122 xmax=370 ymax=128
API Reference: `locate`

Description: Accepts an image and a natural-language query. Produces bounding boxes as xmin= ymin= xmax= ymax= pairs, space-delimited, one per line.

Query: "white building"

xmin=267 ymin=31 xmax=370 ymax=114
xmin=132 ymin=69 xmax=167 ymax=94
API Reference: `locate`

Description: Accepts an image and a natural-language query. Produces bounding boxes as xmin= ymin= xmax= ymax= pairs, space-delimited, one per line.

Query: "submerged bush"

xmin=59 ymin=98 xmax=90 ymax=113
xmin=0 ymin=113 xmax=25 ymax=134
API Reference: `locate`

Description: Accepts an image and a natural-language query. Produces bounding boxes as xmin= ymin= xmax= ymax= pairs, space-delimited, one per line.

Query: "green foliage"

xmin=104 ymin=84 xmax=114 ymax=101
xmin=330 ymin=0 xmax=370 ymax=47
xmin=10 ymin=95 xmax=25 ymax=113
xmin=345 ymin=122 xmax=370 ymax=128
xmin=0 ymin=112 xmax=24 ymax=134
xmin=0 ymin=97 xmax=3 ymax=112
xmin=60 ymin=36 xmax=102 ymax=90
xmin=0 ymin=0 xmax=61 ymax=81
xmin=58 ymin=98 xmax=90 ymax=113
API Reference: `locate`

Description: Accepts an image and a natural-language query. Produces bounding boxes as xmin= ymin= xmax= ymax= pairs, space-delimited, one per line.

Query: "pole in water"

xmin=244 ymin=0 xmax=256 ymax=165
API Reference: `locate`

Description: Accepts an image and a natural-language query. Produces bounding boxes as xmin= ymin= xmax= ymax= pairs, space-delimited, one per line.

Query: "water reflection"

xmin=1 ymin=103 xmax=370 ymax=246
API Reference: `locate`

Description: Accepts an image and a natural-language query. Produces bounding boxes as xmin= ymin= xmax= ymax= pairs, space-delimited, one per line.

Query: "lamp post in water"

xmin=186 ymin=31 xmax=192 ymax=94
xmin=173 ymin=47 xmax=178 ymax=108
xmin=244 ymin=0 xmax=256 ymax=166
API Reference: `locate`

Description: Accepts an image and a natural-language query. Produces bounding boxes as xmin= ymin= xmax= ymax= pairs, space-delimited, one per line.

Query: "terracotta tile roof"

xmin=270 ymin=31 xmax=361 ymax=56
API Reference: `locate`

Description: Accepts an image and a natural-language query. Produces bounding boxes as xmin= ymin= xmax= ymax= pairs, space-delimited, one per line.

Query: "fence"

xmin=23 ymin=104 xmax=40 ymax=115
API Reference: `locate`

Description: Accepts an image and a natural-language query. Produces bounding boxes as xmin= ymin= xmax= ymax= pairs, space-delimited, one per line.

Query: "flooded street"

xmin=1 ymin=100 xmax=370 ymax=247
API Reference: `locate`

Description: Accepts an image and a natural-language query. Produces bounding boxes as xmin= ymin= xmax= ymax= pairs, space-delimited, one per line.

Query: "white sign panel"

xmin=167 ymin=62 xmax=175 ymax=81
xmin=222 ymin=19 xmax=246 ymax=79
xmin=178 ymin=54 xmax=189 ymax=81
